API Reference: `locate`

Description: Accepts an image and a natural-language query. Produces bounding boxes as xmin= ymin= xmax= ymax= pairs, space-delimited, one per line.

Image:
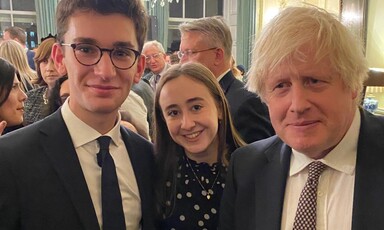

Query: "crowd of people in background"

xmin=0 ymin=1 xmax=383 ymax=230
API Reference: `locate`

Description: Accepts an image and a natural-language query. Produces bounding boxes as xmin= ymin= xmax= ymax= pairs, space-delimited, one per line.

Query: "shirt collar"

xmin=152 ymin=63 xmax=170 ymax=77
xmin=290 ymin=108 xmax=360 ymax=176
xmin=216 ymin=69 xmax=231 ymax=82
xmin=61 ymin=98 xmax=122 ymax=148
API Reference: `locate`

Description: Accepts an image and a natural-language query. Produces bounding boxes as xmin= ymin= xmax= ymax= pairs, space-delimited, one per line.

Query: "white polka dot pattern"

xmin=293 ymin=161 xmax=326 ymax=230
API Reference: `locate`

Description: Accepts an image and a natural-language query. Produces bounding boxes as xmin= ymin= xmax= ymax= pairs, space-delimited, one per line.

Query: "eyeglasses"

xmin=61 ymin=43 xmax=141 ymax=70
xmin=177 ymin=47 xmax=217 ymax=59
xmin=144 ymin=52 xmax=163 ymax=63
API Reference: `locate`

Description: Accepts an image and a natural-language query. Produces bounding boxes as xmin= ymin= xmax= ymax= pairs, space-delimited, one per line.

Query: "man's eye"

xmin=76 ymin=45 xmax=96 ymax=54
xmin=309 ymin=78 xmax=319 ymax=84
xmin=114 ymin=49 xmax=132 ymax=57
xmin=275 ymin=82 xmax=289 ymax=89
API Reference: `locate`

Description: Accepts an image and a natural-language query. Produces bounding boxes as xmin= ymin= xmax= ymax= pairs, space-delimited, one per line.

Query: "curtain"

xmin=34 ymin=0 xmax=58 ymax=42
xmin=146 ymin=1 xmax=169 ymax=50
xmin=236 ymin=0 xmax=256 ymax=71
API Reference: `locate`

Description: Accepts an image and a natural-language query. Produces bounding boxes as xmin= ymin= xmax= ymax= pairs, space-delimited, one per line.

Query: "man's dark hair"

xmin=56 ymin=0 xmax=148 ymax=51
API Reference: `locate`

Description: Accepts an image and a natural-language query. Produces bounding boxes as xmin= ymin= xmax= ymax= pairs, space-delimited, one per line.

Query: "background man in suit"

xmin=3 ymin=26 xmax=36 ymax=70
xmin=141 ymin=40 xmax=170 ymax=92
xmin=220 ymin=6 xmax=384 ymax=230
xmin=0 ymin=0 xmax=156 ymax=229
xmin=178 ymin=16 xmax=274 ymax=143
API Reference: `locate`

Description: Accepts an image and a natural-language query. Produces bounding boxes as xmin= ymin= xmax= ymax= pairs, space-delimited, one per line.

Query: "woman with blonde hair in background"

xmin=0 ymin=40 xmax=36 ymax=92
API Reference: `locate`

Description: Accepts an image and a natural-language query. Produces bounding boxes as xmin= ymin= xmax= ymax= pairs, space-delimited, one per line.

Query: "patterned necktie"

xmin=152 ymin=74 xmax=161 ymax=91
xmin=97 ymin=136 xmax=125 ymax=230
xmin=293 ymin=161 xmax=326 ymax=230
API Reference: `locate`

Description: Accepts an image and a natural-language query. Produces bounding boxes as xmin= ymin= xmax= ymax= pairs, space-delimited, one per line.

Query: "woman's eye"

xmin=192 ymin=105 xmax=202 ymax=111
xmin=167 ymin=110 xmax=179 ymax=117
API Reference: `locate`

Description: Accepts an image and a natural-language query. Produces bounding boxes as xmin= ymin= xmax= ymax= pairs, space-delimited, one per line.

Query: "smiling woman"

xmin=153 ymin=62 xmax=245 ymax=229
xmin=0 ymin=57 xmax=27 ymax=135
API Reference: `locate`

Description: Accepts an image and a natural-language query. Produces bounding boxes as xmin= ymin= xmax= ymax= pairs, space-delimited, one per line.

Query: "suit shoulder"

xmin=228 ymin=79 xmax=262 ymax=101
xmin=232 ymin=136 xmax=280 ymax=157
xmin=0 ymin=122 xmax=42 ymax=145
xmin=121 ymin=127 xmax=153 ymax=149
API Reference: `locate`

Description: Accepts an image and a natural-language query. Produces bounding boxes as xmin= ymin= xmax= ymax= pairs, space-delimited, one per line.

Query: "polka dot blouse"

xmin=159 ymin=155 xmax=227 ymax=230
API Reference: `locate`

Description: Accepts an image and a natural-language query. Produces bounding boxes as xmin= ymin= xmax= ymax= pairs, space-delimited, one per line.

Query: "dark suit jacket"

xmin=26 ymin=49 xmax=35 ymax=70
xmin=219 ymin=71 xmax=274 ymax=143
xmin=220 ymin=109 xmax=384 ymax=230
xmin=0 ymin=110 xmax=156 ymax=230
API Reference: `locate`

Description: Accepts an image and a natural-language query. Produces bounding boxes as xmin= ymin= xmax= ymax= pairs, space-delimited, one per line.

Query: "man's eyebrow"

xmin=72 ymin=37 xmax=97 ymax=44
xmin=113 ymin=41 xmax=136 ymax=49
xmin=71 ymin=38 xmax=137 ymax=49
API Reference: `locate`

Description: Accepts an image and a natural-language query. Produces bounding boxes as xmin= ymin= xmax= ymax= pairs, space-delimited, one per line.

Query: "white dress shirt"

xmin=281 ymin=108 xmax=360 ymax=230
xmin=120 ymin=90 xmax=150 ymax=140
xmin=61 ymin=99 xmax=141 ymax=229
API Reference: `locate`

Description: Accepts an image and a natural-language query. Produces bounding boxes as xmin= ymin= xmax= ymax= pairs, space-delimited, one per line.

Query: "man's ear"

xmin=214 ymin=48 xmax=225 ymax=66
xmin=51 ymin=43 xmax=67 ymax=76
xmin=133 ymin=54 xmax=145 ymax=83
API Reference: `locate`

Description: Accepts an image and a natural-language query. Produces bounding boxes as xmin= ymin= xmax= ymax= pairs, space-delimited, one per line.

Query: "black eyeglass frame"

xmin=61 ymin=43 xmax=141 ymax=70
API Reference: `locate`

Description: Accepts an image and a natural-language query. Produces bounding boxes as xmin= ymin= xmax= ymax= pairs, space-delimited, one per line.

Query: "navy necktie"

xmin=97 ymin=136 xmax=125 ymax=230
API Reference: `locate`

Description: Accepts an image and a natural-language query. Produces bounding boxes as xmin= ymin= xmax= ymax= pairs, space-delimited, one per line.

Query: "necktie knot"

xmin=155 ymin=74 xmax=161 ymax=83
xmin=97 ymin=136 xmax=111 ymax=167
xmin=308 ymin=161 xmax=326 ymax=180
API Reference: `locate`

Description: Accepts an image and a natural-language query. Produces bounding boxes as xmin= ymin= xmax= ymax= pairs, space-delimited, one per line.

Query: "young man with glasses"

xmin=141 ymin=40 xmax=170 ymax=91
xmin=0 ymin=0 xmax=156 ymax=229
xmin=178 ymin=16 xmax=275 ymax=143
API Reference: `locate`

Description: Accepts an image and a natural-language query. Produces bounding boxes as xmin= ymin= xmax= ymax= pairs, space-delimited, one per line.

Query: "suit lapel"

xmin=120 ymin=127 xmax=156 ymax=229
xmin=254 ymin=140 xmax=291 ymax=229
xmin=120 ymin=127 xmax=144 ymax=192
xmin=352 ymin=110 xmax=384 ymax=229
xmin=40 ymin=110 xmax=99 ymax=230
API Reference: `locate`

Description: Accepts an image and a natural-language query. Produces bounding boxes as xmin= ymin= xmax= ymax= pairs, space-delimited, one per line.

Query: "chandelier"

xmin=146 ymin=0 xmax=180 ymax=8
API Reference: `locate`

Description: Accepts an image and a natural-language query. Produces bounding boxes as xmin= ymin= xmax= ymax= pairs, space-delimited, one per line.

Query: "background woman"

xmin=0 ymin=57 xmax=27 ymax=135
xmin=46 ymin=75 xmax=69 ymax=114
xmin=153 ymin=62 xmax=245 ymax=229
xmin=23 ymin=37 xmax=65 ymax=125
xmin=0 ymin=40 xmax=36 ymax=92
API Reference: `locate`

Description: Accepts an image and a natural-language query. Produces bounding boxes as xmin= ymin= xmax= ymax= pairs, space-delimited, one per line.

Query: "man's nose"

xmin=94 ymin=52 xmax=117 ymax=77
xmin=289 ymin=85 xmax=311 ymax=114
